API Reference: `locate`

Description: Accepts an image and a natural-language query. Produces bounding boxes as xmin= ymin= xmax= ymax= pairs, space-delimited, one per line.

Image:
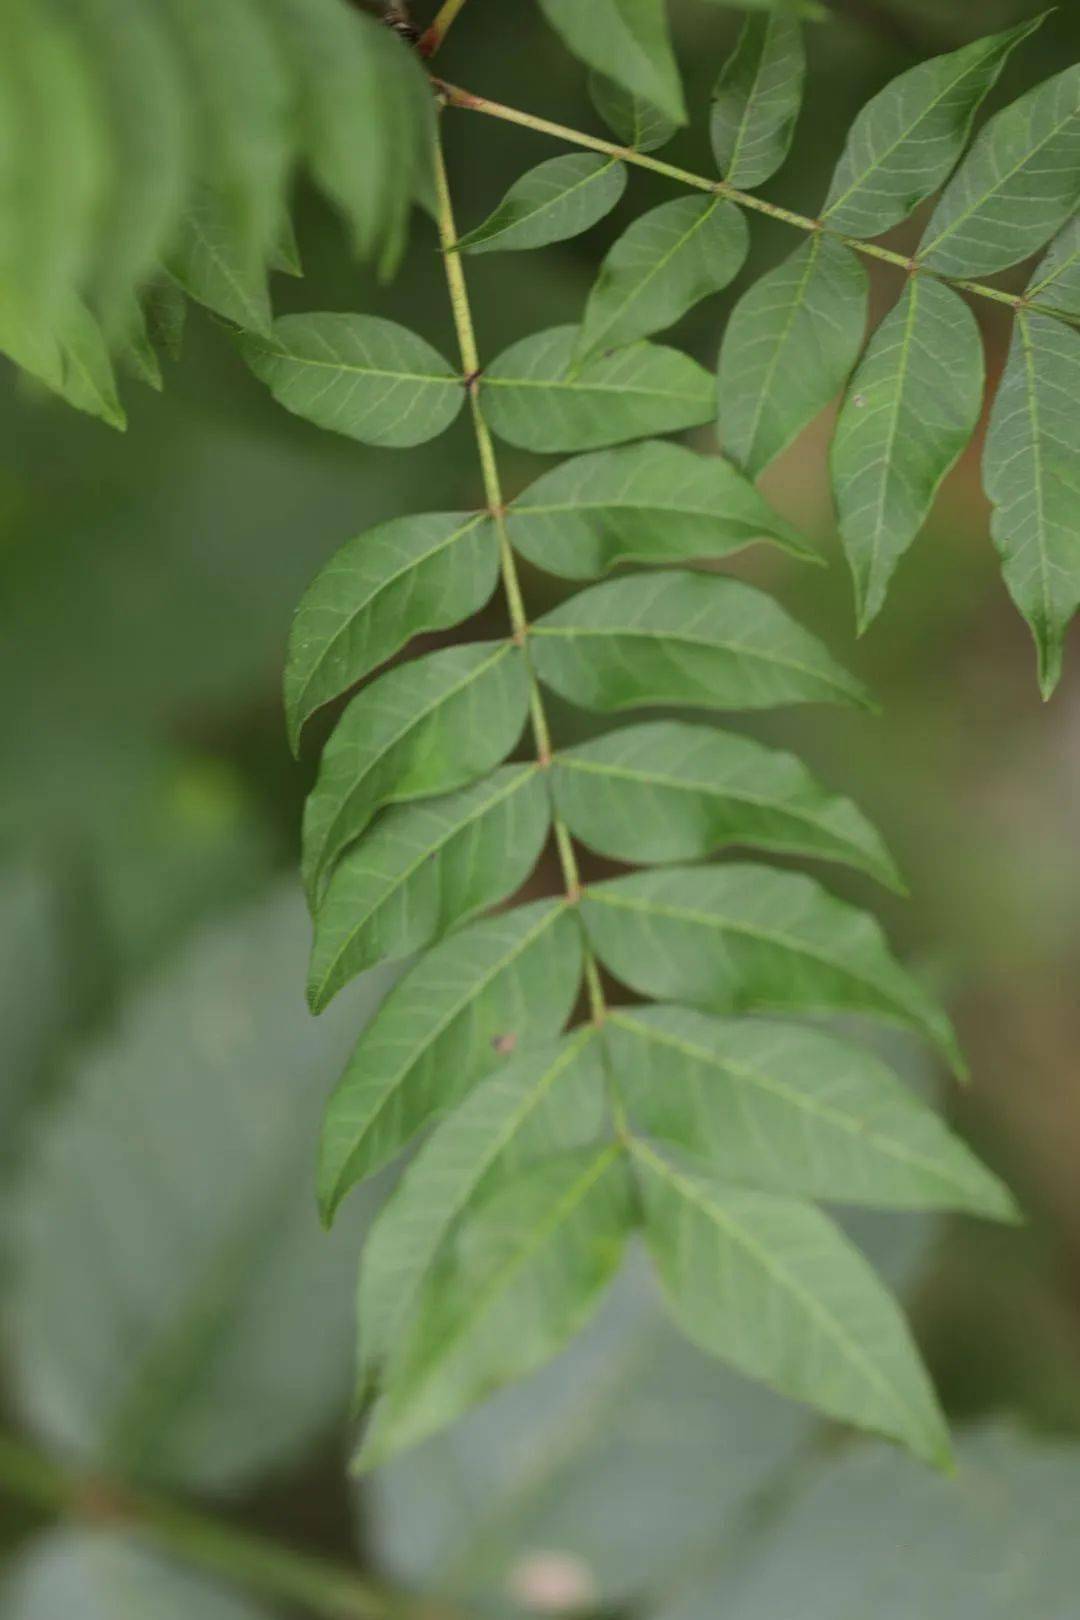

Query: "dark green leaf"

xmin=1027 ymin=214 xmax=1080 ymax=318
xmin=506 ymin=439 xmax=813 ymax=578
xmin=536 ymin=0 xmax=686 ymax=125
xmin=239 ymin=313 xmax=464 ymax=447
xmin=285 ymin=512 xmax=499 ymax=754
xmin=581 ymin=863 xmax=964 ymax=1071
xmin=318 ymin=900 xmax=583 ymax=1222
xmin=578 ymin=198 xmax=749 ymax=360
xmin=357 ymin=1144 xmax=632 ymax=1468
xmin=718 ymin=236 xmax=868 ymax=478
xmin=588 ymin=72 xmax=677 ymax=152
xmin=552 ymin=720 xmax=900 ymax=887
xmin=457 ymin=155 xmax=626 ymax=255
xmin=983 ymin=310 xmax=1080 ymax=698
xmin=919 ymin=65 xmax=1080 ymax=278
xmin=301 ymin=641 xmax=529 ymax=904
xmin=482 ymin=325 xmax=714 ymax=452
xmin=710 ymin=13 xmax=805 ymax=190
xmin=308 ymin=766 xmax=550 ymax=1010
xmin=531 ymin=571 xmax=871 ymax=713
xmin=822 ymin=18 xmax=1043 ymax=238
xmin=832 ymin=276 xmax=984 ymax=631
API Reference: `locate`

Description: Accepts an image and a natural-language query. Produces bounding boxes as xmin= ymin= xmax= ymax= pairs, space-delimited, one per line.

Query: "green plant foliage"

xmin=0 ymin=1532 xmax=272 ymax=1620
xmin=1028 ymin=213 xmax=1080 ymax=317
xmin=710 ymin=13 xmax=805 ymax=190
xmin=536 ymin=0 xmax=686 ymax=125
xmin=588 ymin=70 xmax=677 ymax=152
xmin=456 ymin=154 xmax=626 ymax=254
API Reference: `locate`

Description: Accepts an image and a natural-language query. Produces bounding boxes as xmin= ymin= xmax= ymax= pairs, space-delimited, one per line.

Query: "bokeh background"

xmin=2 ymin=1 xmax=1079 ymax=1614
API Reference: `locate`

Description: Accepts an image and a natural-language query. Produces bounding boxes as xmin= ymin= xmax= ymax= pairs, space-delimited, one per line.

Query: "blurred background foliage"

xmin=3 ymin=0 xmax=1080 ymax=1615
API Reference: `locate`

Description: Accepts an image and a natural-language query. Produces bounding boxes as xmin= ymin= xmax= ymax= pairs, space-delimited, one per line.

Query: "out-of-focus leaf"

xmin=536 ymin=0 xmax=686 ymax=126
xmin=357 ymin=1144 xmax=633 ymax=1469
xmin=983 ymin=310 xmax=1080 ymax=698
xmin=832 ymin=277 xmax=984 ymax=631
xmin=710 ymin=13 xmax=805 ymax=190
xmin=0 ymin=291 xmax=126 ymax=430
xmin=166 ymin=184 xmax=273 ymax=334
xmin=456 ymin=155 xmax=626 ymax=255
xmin=551 ymin=720 xmax=900 ymax=886
xmin=482 ymin=326 xmax=714 ymax=452
xmin=318 ymin=901 xmax=583 ymax=1222
xmin=240 ymin=313 xmax=464 ymax=446
xmin=284 ymin=512 xmax=499 ymax=754
xmin=578 ymin=198 xmax=748 ymax=360
xmin=822 ymin=18 xmax=1043 ymax=237
xmin=0 ymin=859 xmax=66 ymax=1159
xmin=300 ymin=641 xmax=529 ymax=904
xmin=308 ymin=766 xmax=550 ymax=1010
xmin=506 ymin=440 xmax=813 ymax=578
xmin=7 ymin=885 xmax=396 ymax=1491
xmin=531 ymin=571 xmax=871 ymax=713
xmin=718 ymin=236 xmax=868 ymax=477
xmin=581 ymin=864 xmax=964 ymax=1072
xmin=588 ymin=71 xmax=677 ymax=152
xmin=919 ymin=65 xmax=1080 ymax=278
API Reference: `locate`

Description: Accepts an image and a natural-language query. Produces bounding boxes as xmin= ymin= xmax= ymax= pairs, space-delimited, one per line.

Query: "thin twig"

xmin=419 ymin=0 xmax=471 ymax=57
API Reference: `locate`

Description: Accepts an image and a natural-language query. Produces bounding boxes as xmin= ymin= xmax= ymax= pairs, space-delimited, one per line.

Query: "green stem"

xmin=0 ymin=1432 xmax=425 ymax=1620
xmin=433 ymin=79 xmax=1040 ymax=315
xmin=419 ymin=0 xmax=471 ymax=58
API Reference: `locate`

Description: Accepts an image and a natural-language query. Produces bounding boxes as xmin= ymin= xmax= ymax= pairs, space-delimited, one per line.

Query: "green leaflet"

xmin=144 ymin=278 xmax=186 ymax=362
xmin=356 ymin=1144 xmax=633 ymax=1469
xmin=239 ymin=313 xmax=464 ymax=447
xmin=318 ymin=900 xmax=583 ymax=1222
xmin=308 ymin=767 xmax=551 ymax=1011
xmin=284 ymin=512 xmax=499 ymax=754
xmin=822 ymin=17 xmax=1043 ymax=238
xmin=577 ymin=197 xmax=749 ymax=360
xmin=609 ymin=1007 xmax=1015 ymax=1217
xmin=588 ymin=72 xmax=677 ymax=152
xmin=710 ymin=13 xmax=805 ymax=190
xmin=1027 ymin=214 xmax=1080 ymax=319
xmin=983 ymin=310 xmax=1080 ymax=698
xmin=482 ymin=325 xmax=714 ymax=453
xmin=919 ymin=64 xmax=1080 ymax=278
xmin=718 ymin=235 xmax=869 ymax=478
xmin=456 ymin=154 xmax=626 ymax=255
xmin=536 ymin=0 xmax=686 ymax=126
xmin=355 ymin=1031 xmax=607 ymax=1393
xmin=530 ymin=571 xmax=871 ymax=713
xmin=167 ymin=184 xmax=272 ymax=334
xmin=3 ymin=1532 xmax=275 ymax=1620
xmin=301 ymin=641 xmax=530 ymax=905
xmin=632 ymin=1142 xmax=950 ymax=1467
xmin=580 ymin=863 xmax=964 ymax=1072
xmin=832 ymin=276 xmax=985 ymax=631
xmin=505 ymin=439 xmax=813 ymax=578
xmin=0 ymin=291 xmax=126 ymax=431
xmin=551 ymin=720 xmax=901 ymax=888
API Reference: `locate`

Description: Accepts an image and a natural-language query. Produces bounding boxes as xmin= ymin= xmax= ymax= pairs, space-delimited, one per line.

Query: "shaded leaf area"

xmin=456 ymin=155 xmax=626 ymax=255
xmin=588 ymin=71 xmax=677 ymax=153
xmin=535 ymin=0 xmax=686 ymax=126
xmin=1028 ymin=214 xmax=1080 ymax=318
xmin=6 ymin=886 xmax=395 ymax=1492
xmin=710 ymin=13 xmax=805 ymax=191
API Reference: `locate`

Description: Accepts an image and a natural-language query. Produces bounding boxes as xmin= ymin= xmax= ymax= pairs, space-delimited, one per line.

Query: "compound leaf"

xmin=552 ymin=720 xmax=901 ymax=888
xmin=718 ymin=235 xmax=868 ymax=478
xmin=536 ymin=0 xmax=686 ymax=126
xmin=456 ymin=155 xmax=626 ymax=255
xmin=710 ymin=12 xmax=805 ymax=190
xmin=530 ymin=571 xmax=871 ymax=713
xmin=832 ymin=276 xmax=984 ymax=631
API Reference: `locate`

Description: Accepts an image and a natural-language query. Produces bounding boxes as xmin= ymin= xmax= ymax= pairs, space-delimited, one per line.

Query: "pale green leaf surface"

xmin=919 ymin=64 xmax=1080 ymax=277
xmin=832 ymin=276 xmax=984 ymax=631
xmin=530 ymin=571 xmax=871 ymax=713
xmin=633 ymin=1143 xmax=949 ymax=1465
xmin=301 ymin=641 xmax=529 ymax=903
xmin=285 ymin=512 xmax=498 ymax=754
xmin=718 ymin=236 xmax=868 ymax=478
xmin=588 ymin=72 xmax=677 ymax=152
xmin=1027 ymin=214 xmax=1080 ymax=317
xmin=552 ymin=720 xmax=900 ymax=887
xmin=167 ymin=183 xmax=272 ymax=334
xmin=457 ymin=154 xmax=626 ymax=255
xmin=356 ymin=1031 xmax=607 ymax=1392
xmin=983 ymin=310 xmax=1080 ymax=697
xmin=482 ymin=325 xmax=714 ymax=453
xmin=357 ymin=1144 xmax=633 ymax=1469
xmin=318 ymin=900 xmax=583 ymax=1222
xmin=239 ymin=313 xmax=463 ymax=447
xmin=308 ymin=766 xmax=550 ymax=1010
xmin=822 ymin=18 xmax=1042 ymax=238
xmin=578 ymin=197 xmax=749 ymax=360
xmin=581 ymin=864 xmax=963 ymax=1071
xmin=610 ymin=1006 xmax=1014 ymax=1216
xmin=536 ymin=0 xmax=686 ymax=125
xmin=0 ymin=291 xmax=126 ymax=430
xmin=710 ymin=13 xmax=805 ymax=190
xmin=506 ymin=439 xmax=813 ymax=579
